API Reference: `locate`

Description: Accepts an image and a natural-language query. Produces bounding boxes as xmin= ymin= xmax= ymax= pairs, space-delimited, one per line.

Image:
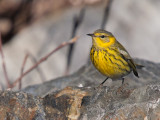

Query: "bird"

xmin=87 ymin=29 xmax=142 ymax=87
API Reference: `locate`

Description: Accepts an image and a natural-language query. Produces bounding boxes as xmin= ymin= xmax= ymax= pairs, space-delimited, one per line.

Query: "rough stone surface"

xmin=0 ymin=90 xmax=45 ymax=120
xmin=80 ymin=85 xmax=160 ymax=120
xmin=1 ymin=80 xmax=160 ymax=119
xmin=0 ymin=87 xmax=88 ymax=119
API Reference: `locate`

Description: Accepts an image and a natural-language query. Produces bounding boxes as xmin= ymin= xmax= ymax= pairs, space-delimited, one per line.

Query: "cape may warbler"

xmin=87 ymin=29 xmax=141 ymax=86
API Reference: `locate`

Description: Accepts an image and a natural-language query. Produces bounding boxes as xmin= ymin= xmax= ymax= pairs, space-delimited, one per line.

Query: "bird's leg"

xmin=122 ymin=78 xmax=124 ymax=85
xmin=121 ymin=77 xmax=129 ymax=87
xmin=101 ymin=77 xmax=109 ymax=85
xmin=97 ymin=77 xmax=109 ymax=88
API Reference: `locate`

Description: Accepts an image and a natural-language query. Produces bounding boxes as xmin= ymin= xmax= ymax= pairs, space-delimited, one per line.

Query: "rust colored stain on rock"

xmin=0 ymin=91 xmax=40 ymax=120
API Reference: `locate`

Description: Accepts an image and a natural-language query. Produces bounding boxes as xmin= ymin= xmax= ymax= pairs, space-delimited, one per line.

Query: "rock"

xmin=1 ymin=82 xmax=160 ymax=119
xmin=43 ymin=87 xmax=88 ymax=120
xmin=0 ymin=90 xmax=45 ymax=120
xmin=79 ymin=84 xmax=160 ymax=120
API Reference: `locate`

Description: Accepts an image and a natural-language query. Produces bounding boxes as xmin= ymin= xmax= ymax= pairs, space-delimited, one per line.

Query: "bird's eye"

xmin=100 ymin=35 xmax=105 ymax=38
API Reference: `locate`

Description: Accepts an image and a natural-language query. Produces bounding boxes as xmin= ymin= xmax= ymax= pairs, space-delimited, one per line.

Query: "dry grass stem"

xmin=19 ymin=54 xmax=29 ymax=89
xmin=10 ymin=37 xmax=78 ymax=88
xmin=27 ymin=52 xmax=46 ymax=82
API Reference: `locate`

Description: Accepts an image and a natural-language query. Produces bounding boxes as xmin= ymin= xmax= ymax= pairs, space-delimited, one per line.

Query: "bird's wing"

xmin=116 ymin=41 xmax=139 ymax=77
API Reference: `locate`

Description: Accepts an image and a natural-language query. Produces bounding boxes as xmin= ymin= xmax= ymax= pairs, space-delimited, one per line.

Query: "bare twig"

xmin=101 ymin=0 xmax=112 ymax=29
xmin=10 ymin=37 xmax=78 ymax=88
xmin=19 ymin=53 xmax=29 ymax=90
xmin=65 ymin=8 xmax=85 ymax=75
xmin=27 ymin=52 xmax=46 ymax=82
xmin=0 ymin=32 xmax=11 ymax=88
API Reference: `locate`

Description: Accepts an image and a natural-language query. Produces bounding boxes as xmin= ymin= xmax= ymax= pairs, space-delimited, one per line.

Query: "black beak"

xmin=87 ymin=33 xmax=94 ymax=37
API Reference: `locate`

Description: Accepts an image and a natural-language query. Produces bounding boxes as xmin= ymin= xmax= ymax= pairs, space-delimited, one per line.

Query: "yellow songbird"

xmin=87 ymin=29 xmax=142 ymax=86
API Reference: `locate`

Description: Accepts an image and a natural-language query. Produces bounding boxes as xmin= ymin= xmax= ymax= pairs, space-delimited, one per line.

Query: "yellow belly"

xmin=90 ymin=48 xmax=131 ymax=78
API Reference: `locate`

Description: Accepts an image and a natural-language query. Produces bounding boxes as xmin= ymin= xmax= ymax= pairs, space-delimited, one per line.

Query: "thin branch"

xmin=19 ymin=53 xmax=29 ymax=90
xmin=10 ymin=37 xmax=78 ymax=88
xmin=0 ymin=32 xmax=11 ymax=88
xmin=101 ymin=0 xmax=112 ymax=29
xmin=27 ymin=52 xmax=46 ymax=82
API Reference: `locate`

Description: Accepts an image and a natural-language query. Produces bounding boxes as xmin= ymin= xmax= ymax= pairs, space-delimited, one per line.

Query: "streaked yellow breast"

xmin=90 ymin=47 xmax=131 ymax=79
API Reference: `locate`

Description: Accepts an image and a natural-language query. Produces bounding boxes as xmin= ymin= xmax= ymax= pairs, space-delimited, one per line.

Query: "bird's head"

xmin=87 ymin=29 xmax=116 ymax=47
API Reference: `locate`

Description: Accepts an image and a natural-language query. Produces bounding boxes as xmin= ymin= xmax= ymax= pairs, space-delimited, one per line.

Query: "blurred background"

xmin=0 ymin=0 xmax=160 ymax=89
